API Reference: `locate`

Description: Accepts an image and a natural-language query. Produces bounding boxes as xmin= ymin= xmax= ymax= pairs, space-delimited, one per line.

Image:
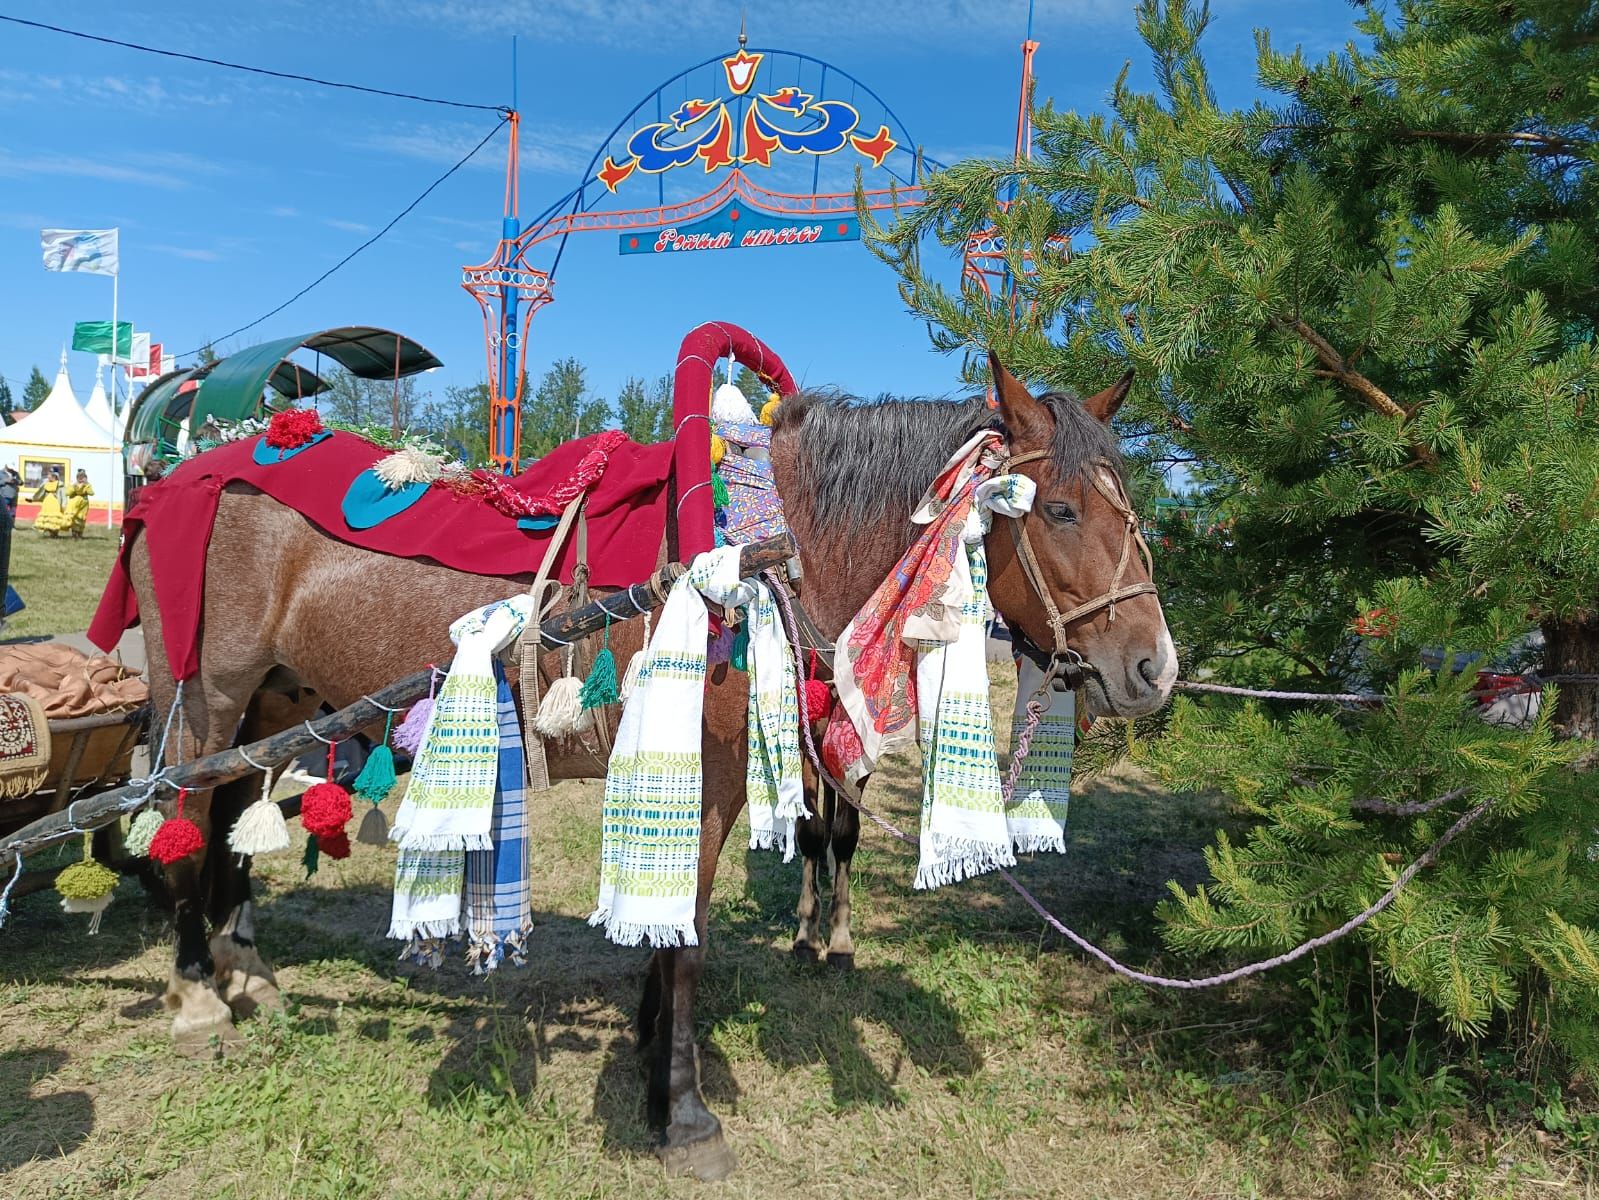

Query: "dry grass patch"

xmin=1 ymin=669 xmax=1591 ymax=1197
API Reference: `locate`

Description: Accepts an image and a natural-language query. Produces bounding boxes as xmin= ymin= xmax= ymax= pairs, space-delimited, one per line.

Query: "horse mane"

xmin=771 ymin=387 xmax=1122 ymax=536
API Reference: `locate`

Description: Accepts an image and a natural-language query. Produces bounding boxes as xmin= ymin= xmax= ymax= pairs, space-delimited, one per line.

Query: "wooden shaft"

xmin=0 ymin=534 xmax=797 ymax=862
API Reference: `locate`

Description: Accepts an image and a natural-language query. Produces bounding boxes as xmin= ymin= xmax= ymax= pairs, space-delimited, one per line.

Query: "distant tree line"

xmin=316 ymin=359 xmax=772 ymax=468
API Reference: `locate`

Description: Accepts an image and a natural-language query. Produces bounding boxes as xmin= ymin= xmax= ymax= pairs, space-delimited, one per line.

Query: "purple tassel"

xmin=707 ymin=623 xmax=735 ymax=665
xmin=392 ymin=697 xmax=434 ymax=755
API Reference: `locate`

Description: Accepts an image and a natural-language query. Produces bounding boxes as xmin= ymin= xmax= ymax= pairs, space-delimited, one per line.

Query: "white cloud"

xmin=0 ymin=67 xmax=236 ymax=113
xmin=148 ymin=244 xmax=224 ymax=262
xmin=353 ymin=120 xmax=599 ymax=177
xmin=271 ymin=206 xmax=300 ymax=218
xmin=0 ymin=149 xmax=181 ymax=189
xmin=361 ymin=0 xmax=1123 ymax=45
xmin=324 ymin=217 xmax=375 ymax=233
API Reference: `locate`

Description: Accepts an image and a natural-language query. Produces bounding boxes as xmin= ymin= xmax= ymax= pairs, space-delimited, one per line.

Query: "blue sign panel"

xmin=620 ymin=201 xmax=860 ymax=256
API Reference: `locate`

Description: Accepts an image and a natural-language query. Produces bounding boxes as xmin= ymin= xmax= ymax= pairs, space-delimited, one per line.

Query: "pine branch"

xmin=1277 ymin=316 xmax=1439 ymax=467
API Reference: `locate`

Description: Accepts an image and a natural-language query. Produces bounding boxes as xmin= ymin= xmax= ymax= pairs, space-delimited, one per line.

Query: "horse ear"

xmin=988 ymin=352 xmax=1052 ymax=446
xmin=1082 ymin=370 xmax=1135 ymax=425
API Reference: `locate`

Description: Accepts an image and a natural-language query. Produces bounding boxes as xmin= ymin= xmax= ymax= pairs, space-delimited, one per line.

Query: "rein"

xmin=998 ymin=448 xmax=1159 ymax=689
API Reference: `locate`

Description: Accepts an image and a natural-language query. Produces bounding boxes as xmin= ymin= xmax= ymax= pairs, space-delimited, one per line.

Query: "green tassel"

xmin=711 ymin=469 xmax=729 ymax=509
xmin=578 ymin=617 xmax=619 ymax=709
xmin=302 ymin=832 xmax=320 ymax=879
xmin=730 ymin=625 xmax=749 ymax=672
xmin=354 ymin=744 xmax=396 ymax=803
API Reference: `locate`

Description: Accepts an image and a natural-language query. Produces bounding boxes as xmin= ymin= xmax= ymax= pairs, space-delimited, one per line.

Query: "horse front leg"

xmin=825 ymin=784 xmax=861 ymax=970
xmin=206 ymin=777 xmax=282 ymax=1022
xmin=162 ymin=823 xmax=238 ymax=1055
xmin=653 ymin=746 xmax=741 ymax=1182
xmin=792 ymin=778 xmax=828 ymax=963
xmin=656 ymin=935 xmax=736 ymax=1181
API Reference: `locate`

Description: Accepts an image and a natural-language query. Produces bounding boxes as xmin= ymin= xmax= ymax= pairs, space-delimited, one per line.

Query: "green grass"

xmin=1 ymin=673 xmax=1593 ymax=1198
xmin=2 ymin=523 xmax=119 ymax=639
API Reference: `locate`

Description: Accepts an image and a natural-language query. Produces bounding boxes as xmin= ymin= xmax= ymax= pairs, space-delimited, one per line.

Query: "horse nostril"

xmin=1137 ymin=658 xmax=1157 ymax=687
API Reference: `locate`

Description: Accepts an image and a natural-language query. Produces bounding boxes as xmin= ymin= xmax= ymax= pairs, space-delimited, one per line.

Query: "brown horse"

xmin=778 ymin=358 xmax=1177 ymax=969
xmin=127 ymin=356 xmax=1173 ymax=1180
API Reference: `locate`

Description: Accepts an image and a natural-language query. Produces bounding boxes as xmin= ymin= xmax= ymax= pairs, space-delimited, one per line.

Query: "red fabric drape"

xmin=670 ymin=322 xmax=795 ymax=560
xmin=90 ymin=431 xmax=674 ymax=681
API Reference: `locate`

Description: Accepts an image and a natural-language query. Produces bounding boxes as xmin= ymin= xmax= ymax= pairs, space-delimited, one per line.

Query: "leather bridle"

xmin=998 ymin=448 xmax=1159 ymax=689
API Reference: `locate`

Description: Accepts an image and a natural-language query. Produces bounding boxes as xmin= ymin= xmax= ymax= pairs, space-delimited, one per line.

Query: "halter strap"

xmin=997 ymin=448 xmax=1159 ymax=680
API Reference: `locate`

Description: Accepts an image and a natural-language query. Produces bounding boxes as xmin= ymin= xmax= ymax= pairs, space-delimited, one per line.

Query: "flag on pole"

xmin=128 ymin=337 xmax=163 ymax=379
xmin=41 ymin=228 xmax=119 ymax=276
xmin=73 ymin=320 xmax=134 ymax=358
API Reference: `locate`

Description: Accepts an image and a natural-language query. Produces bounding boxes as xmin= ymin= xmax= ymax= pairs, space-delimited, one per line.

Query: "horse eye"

xmin=1043 ymin=501 xmax=1077 ymax=524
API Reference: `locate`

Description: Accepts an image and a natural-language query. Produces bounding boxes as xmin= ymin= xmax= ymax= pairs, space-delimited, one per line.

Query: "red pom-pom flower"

xmin=801 ymin=678 xmax=833 ymax=724
xmin=300 ymin=782 xmax=352 ymax=838
xmin=149 ymin=817 xmax=205 ymax=864
xmin=265 ymin=408 xmax=325 ymax=450
xmin=148 ymin=788 xmax=206 ymax=865
xmin=315 ymin=830 xmax=351 ymax=860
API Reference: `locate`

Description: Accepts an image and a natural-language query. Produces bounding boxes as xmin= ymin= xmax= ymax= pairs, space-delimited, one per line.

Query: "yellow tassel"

xmin=759 ymin=396 xmax=781 ymax=425
xmin=710 ymin=433 xmax=727 ymax=466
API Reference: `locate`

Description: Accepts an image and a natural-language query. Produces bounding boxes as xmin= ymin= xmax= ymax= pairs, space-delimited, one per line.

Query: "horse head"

xmin=982 ymin=354 xmax=1177 ymax=717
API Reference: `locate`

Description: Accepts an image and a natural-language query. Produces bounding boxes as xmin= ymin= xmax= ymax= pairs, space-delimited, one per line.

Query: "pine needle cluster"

xmin=866 ymin=0 xmax=1599 ymax=1070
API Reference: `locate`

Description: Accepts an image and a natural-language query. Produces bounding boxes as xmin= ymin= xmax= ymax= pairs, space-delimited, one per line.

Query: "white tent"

xmin=84 ymin=367 xmax=116 ymax=435
xmin=0 ymin=348 xmax=122 ymax=512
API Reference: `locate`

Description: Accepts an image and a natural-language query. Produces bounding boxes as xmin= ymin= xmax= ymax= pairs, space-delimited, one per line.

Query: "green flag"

xmin=71 ymin=320 xmax=133 ymax=357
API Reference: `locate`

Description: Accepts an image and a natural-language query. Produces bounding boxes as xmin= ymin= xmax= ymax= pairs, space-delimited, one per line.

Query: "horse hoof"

xmin=659 ymin=1132 xmax=738 ymax=1182
xmin=219 ymin=969 xmax=284 ymax=1021
xmin=791 ymin=943 xmax=820 ymax=964
xmin=166 ymin=971 xmax=241 ymax=1057
xmin=826 ymin=951 xmax=855 ymax=971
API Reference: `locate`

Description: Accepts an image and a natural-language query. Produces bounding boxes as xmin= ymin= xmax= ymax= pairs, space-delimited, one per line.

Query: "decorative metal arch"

xmin=463 ymin=41 xmax=943 ymax=472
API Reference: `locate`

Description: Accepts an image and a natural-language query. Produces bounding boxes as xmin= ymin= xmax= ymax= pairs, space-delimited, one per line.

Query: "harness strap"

xmin=999 ymin=448 xmax=1159 ymax=683
xmin=517 ymin=495 xmax=585 ymax=791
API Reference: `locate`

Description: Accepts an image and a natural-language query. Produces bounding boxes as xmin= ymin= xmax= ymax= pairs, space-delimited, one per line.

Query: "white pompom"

xmin=534 ymin=677 xmax=593 ymax=738
xmin=374 ymin=446 xmax=445 ymax=489
xmin=711 ymin=382 xmax=757 ymax=425
xmin=230 ymin=797 xmax=291 ymax=856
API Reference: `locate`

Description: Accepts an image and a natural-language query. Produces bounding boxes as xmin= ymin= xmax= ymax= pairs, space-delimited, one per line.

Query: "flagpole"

xmin=107 ymin=240 xmax=118 ymax=529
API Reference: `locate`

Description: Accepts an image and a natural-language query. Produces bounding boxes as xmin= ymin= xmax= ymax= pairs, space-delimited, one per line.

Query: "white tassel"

xmin=711 ymin=381 xmax=757 ymax=425
xmin=229 ymin=766 xmax=290 ymax=856
xmin=61 ymin=894 xmax=113 ymax=935
xmin=620 ymin=611 xmax=652 ymax=704
xmin=535 ymin=677 xmax=592 ymax=737
xmin=230 ymin=798 xmax=290 ymax=856
xmin=374 ymin=446 xmax=445 ymax=489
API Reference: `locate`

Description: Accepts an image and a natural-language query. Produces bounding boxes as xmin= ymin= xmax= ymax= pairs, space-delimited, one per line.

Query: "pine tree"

xmin=0 ymin=375 xmax=12 ymax=412
xmin=319 ymin=366 xmax=422 ymax=433
xmin=520 ymin=358 xmax=610 ymax=461
xmin=21 ymin=366 xmax=49 ymax=410
xmin=866 ymin=0 xmax=1599 ymax=1068
xmin=616 ymin=373 xmax=674 ymax=443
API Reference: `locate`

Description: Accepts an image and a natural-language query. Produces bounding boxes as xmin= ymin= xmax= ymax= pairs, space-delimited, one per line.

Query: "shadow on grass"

xmin=0 ymin=1047 xmax=93 ymax=1174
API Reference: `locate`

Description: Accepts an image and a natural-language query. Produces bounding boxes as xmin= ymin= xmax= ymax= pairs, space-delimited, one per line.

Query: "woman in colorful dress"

xmin=65 ymin=470 xmax=94 ymax=539
xmin=31 ymin=469 xmax=68 ymax=537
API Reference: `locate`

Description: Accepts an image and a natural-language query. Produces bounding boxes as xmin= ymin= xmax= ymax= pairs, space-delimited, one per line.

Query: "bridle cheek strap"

xmin=1000 ymin=449 xmax=1159 ymax=674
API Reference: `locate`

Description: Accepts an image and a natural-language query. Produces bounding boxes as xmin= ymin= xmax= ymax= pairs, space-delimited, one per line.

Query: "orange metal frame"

xmin=463 ymin=37 xmax=1047 ymax=470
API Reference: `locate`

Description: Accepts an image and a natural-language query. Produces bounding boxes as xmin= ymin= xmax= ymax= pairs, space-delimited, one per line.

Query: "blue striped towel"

xmin=463 ymin=665 xmax=533 ymax=973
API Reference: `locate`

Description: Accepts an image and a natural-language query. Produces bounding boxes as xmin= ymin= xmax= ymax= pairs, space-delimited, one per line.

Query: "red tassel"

xmin=802 ymin=678 xmax=833 ymax=722
xmin=315 ymin=830 xmax=351 ymax=860
xmin=149 ymin=788 xmax=205 ymax=864
xmin=301 ymin=783 xmax=352 ymax=839
xmin=265 ymin=407 xmax=324 ymax=449
xmin=800 ymin=649 xmax=833 ymax=722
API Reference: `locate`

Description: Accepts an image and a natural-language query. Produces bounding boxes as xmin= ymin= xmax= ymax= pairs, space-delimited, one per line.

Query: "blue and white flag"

xmin=40 ymin=228 xmax=119 ymax=276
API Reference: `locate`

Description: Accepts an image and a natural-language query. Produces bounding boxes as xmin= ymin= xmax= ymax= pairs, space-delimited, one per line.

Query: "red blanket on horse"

xmin=89 ymin=430 xmax=675 ymax=682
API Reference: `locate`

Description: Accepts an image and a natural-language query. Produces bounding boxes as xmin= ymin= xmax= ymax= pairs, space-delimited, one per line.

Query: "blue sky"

xmin=0 ymin=0 xmax=1363 ymax=413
